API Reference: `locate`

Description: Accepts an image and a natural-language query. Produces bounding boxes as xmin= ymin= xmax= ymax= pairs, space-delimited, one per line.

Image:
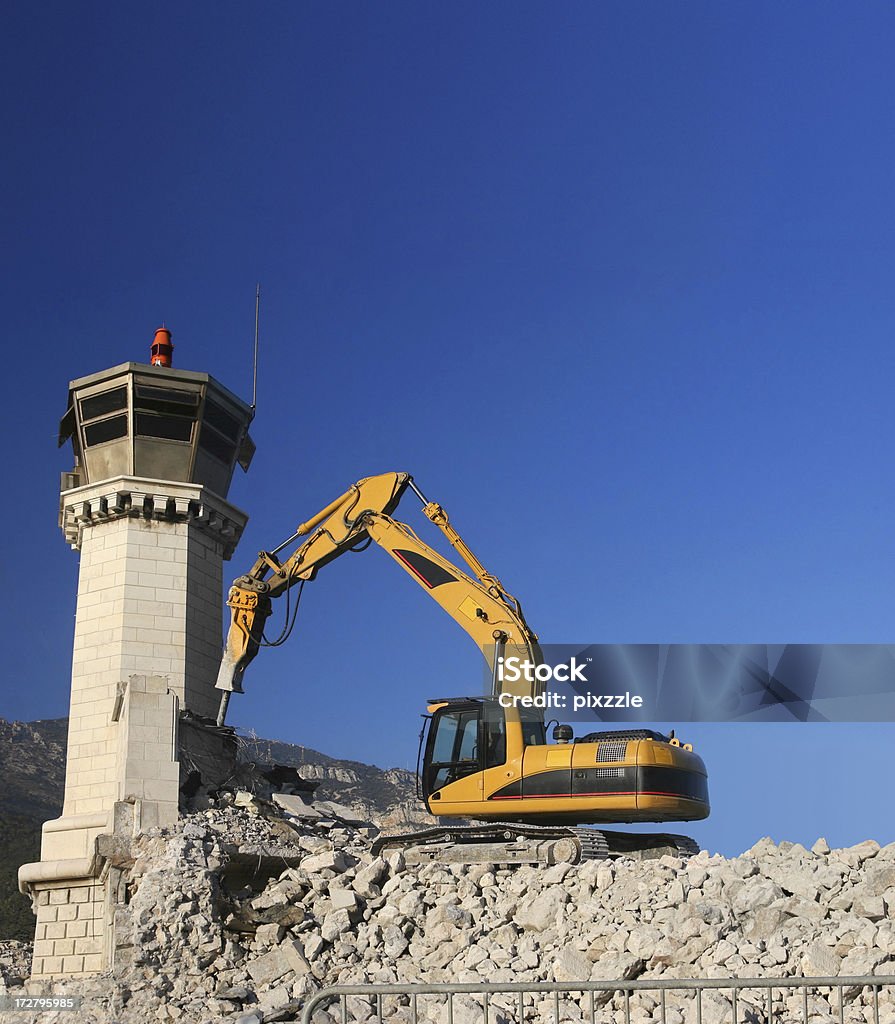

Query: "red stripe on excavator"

xmin=490 ymin=791 xmax=689 ymax=800
xmin=393 ymin=549 xmax=436 ymax=587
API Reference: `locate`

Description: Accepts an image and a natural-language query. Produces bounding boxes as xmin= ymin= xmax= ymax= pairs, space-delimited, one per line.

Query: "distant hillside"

xmin=0 ymin=718 xmax=68 ymax=820
xmin=236 ymin=733 xmax=422 ymax=825
xmin=0 ymin=717 xmax=423 ymax=942
xmin=0 ymin=719 xmax=67 ymax=941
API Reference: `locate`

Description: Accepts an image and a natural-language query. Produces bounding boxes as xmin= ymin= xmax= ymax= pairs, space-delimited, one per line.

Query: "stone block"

xmin=255 ymin=923 xmax=285 ymax=946
xmin=801 ymin=943 xmax=841 ymax=976
xmin=329 ymin=888 xmax=361 ymax=912
xmin=49 ymin=889 xmax=70 ymax=905
xmin=514 ymin=888 xmax=568 ymax=932
xmin=144 ymin=779 xmax=179 ymax=802
xmin=302 ymin=850 xmax=348 ymax=874
xmin=62 ymin=955 xmax=84 ymax=973
xmin=246 ymin=940 xmax=310 ymax=986
xmin=553 ymin=947 xmax=593 ymax=982
xmin=41 ymin=956 xmax=63 ymax=975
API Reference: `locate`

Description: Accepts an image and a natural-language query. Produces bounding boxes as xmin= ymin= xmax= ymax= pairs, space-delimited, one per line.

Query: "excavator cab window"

xmin=423 ymin=703 xmax=483 ymax=797
xmin=519 ymin=708 xmax=547 ymax=746
xmin=482 ymin=702 xmax=507 ymax=768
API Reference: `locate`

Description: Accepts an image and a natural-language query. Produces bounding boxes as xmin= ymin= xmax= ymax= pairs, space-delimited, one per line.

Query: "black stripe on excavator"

xmin=487 ymin=766 xmax=708 ymax=803
xmin=393 ymin=549 xmax=456 ymax=589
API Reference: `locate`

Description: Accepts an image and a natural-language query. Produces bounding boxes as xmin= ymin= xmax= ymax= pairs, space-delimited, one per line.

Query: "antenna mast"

xmin=251 ymin=283 xmax=261 ymax=410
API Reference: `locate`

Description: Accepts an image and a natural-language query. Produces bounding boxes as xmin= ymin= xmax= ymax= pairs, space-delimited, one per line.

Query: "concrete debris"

xmin=6 ymin=796 xmax=895 ymax=1023
xmin=0 ymin=940 xmax=33 ymax=991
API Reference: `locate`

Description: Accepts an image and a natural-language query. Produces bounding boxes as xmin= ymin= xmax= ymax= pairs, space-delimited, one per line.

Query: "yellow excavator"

xmin=215 ymin=471 xmax=708 ymax=863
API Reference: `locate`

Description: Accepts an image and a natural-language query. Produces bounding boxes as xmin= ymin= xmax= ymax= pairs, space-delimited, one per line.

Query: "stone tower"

xmin=18 ymin=329 xmax=254 ymax=979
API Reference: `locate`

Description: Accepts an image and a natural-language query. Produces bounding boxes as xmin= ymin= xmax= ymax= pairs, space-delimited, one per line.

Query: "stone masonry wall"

xmin=29 ymin=881 xmax=105 ymax=978
xmin=64 ymin=516 xmax=224 ymax=818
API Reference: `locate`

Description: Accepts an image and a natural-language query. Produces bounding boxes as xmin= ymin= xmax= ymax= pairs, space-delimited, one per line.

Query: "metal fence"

xmin=300 ymin=976 xmax=895 ymax=1024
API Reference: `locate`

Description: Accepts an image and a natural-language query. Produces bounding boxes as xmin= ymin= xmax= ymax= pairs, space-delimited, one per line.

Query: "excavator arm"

xmin=215 ymin=471 xmax=540 ymax=724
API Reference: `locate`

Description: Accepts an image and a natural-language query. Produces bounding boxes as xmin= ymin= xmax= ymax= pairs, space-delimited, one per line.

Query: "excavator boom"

xmin=215 ymin=472 xmax=539 ymax=721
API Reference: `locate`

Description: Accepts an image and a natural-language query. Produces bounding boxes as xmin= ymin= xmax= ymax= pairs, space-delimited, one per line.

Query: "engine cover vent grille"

xmin=596 ymin=740 xmax=628 ymax=762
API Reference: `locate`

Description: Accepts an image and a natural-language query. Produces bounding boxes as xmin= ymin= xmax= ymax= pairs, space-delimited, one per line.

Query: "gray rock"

xmin=329 ymin=887 xmax=361 ymax=912
xmin=436 ymin=995 xmax=484 ymax=1024
xmin=841 ymin=946 xmax=890 ymax=977
xmin=852 ymin=893 xmax=886 ymax=921
xmin=272 ymin=793 xmax=321 ymax=818
xmin=733 ymin=878 xmax=782 ymax=913
xmin=258 ymin=984 xmax=293 ymax=1014
xmin=353 ymin=858 xmax=389 ymax=897
xmin=426 ymin=904 xmax=473 ymax=929
xmin=255 ymin=923 xmax=285 ymax=947
xmin=321 ymin=908 xmax=354 ymax=942
xmin=514 ymin=888 xmax=569 ymax=932
xmin=250 ymin=882 xmax=306 ymax=927
xmin=626 ymin=926 xmax=662 ymax=958
xmin=743 ymin=906 xmax=786 ymax=942
xmin=853 ymin=840 xmax=881 ymax=862
xmin=590 ymin=952 xmax=644 ymax=981
xmin=421 ymin=941 xmax=459 ymax=969
xmin=865 ymin=864 xmax=895 ymax=896
xmin=698 ymin=992 xmax=733 ymax=1024
xmin=542 ymin=862 xmax=573 ymax=886
xmin=383 ymin=924 xmax=409 ymax=958
xmin=303 ymin=850 xmax=348 ymax=874
xmin=246 ymin=939 xmax=310 ymax=986
xmin=553 ymin=947 xmax=592 ymax=982
xmin=801 ymin=942 xmax=841 ymax=977
xmin=774 ymin=870 xmax=820 ymax=902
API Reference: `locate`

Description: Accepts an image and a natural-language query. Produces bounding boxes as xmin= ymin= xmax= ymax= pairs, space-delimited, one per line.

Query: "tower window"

xmin=135 ymin=413 xmax=194 ymax=442
xmin=84 ymin=415 xmax=128 ymax=446
xmin=80 ymin=386 xmax=127 ymax=421
xmin=203 ymin=399 xmax=241 ymax=441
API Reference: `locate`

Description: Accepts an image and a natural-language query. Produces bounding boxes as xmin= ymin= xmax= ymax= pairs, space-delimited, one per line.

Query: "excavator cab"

xmin=419 ymin=697 xmax=545 ymax=800
xmin=419 ymin=700 xmax=483 ymax=798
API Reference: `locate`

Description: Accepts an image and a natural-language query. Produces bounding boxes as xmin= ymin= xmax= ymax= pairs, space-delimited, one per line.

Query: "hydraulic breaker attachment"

xmin=215 ymin=584 xmax=272 ymax=725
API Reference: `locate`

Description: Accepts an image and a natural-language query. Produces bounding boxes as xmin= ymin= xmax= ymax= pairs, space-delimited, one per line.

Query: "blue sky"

xmin=3 ymin=2 xmax=895 ymax=857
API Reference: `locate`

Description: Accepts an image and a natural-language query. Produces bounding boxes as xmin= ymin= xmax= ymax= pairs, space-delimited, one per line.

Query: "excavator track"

xmin=372 ymin=824 xmax=699 ymax=866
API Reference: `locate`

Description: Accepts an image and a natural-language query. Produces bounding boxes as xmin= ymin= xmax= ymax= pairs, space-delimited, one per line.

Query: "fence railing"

xmin=299 ymin=976 xmax=895 ymax=1024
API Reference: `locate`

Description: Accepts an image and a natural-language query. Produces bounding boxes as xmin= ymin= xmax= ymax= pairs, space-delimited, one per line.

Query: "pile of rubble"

xmin=0 ymin=940 xmax=32 ymax=992
xmin=9 ymin=794 xmax=895 ymax=1024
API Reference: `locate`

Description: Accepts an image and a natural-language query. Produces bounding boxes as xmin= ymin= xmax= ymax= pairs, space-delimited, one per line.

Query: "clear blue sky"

xmin=3 ymin=2 xmax=895 ymax=857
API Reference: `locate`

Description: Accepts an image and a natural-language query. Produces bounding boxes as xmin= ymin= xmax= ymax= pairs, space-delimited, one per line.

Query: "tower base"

xmin=19 ymin=675 xmax=182 ymax=979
